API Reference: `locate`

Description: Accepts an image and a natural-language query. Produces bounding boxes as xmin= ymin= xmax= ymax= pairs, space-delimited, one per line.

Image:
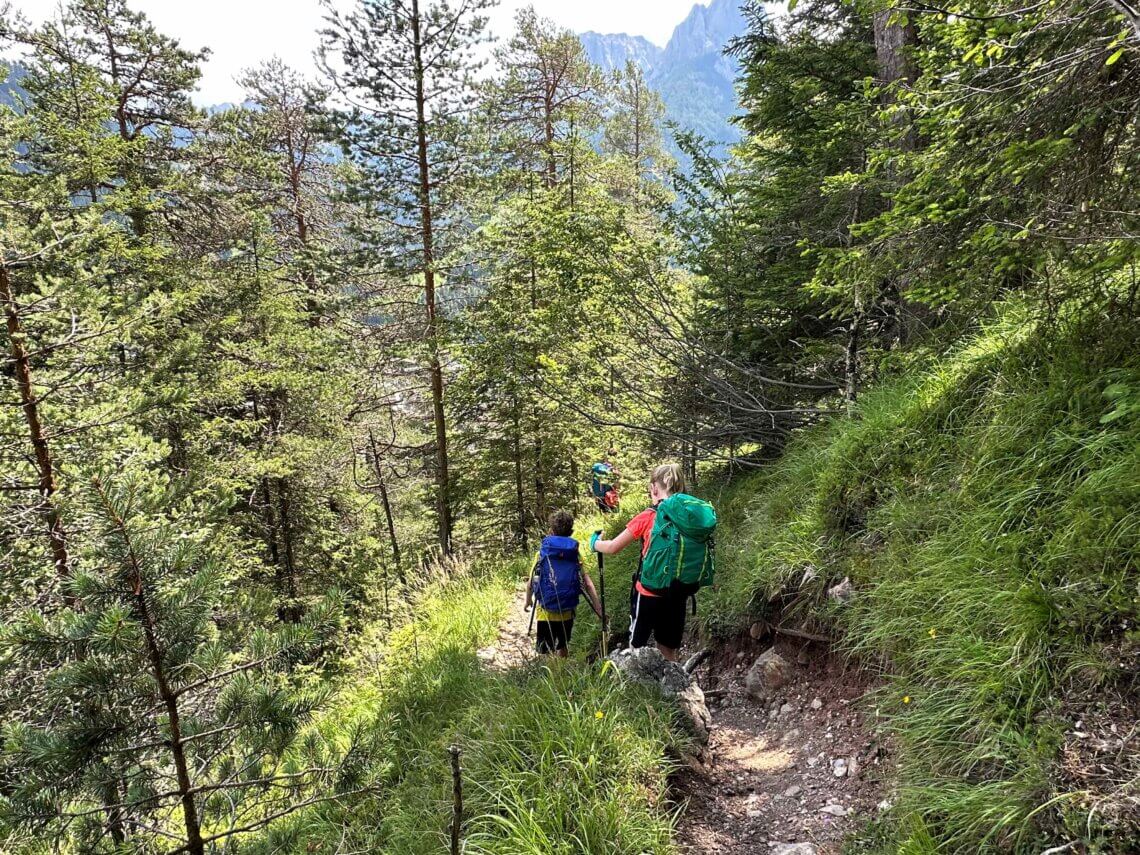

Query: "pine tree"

xmin=603 ymin=60 xmax=670 ymax=181
xmin=320 ymin=0 xmax=496 ymax=556
xmin=1 ymin=473 xmax=356 ymax=853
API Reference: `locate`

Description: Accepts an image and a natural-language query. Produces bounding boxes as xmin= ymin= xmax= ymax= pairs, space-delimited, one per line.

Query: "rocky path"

xmin=676 ymin=638 xmax=891 ymax=854
xmin=476 ymin=584 xmax=890 ymax=854
xmin=476 ymin=579 xmax=535 ymax=671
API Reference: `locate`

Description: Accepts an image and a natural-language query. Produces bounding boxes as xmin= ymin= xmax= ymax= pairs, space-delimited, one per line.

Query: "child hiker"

xmin=525 ymin=510 xmax=603 ymax=658
xmin=590 ymin=463 xmax=717 ymax=662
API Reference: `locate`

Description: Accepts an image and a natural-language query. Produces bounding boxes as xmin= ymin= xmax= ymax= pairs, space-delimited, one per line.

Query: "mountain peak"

xmin=662 ymin=0 xmax=746 ymax=64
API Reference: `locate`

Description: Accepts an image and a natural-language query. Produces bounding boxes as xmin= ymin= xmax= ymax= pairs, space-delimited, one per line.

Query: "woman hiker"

xmin=590 ymin=463 xmax=705 ymax=663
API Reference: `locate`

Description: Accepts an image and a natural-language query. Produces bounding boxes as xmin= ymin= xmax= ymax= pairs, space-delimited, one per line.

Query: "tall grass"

xmin=245 ymin=557 xmax=678 ymax=854
xmin=703 ymin=301 xmax=1140 ymax=852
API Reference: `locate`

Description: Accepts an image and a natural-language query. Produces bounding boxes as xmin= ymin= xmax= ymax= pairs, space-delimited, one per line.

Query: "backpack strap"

xmin=635 ymin=503 xmax=660 ymax=579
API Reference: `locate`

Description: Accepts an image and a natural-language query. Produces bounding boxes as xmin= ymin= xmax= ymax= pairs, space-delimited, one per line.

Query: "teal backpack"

xmin=639 ymin=493 xmax=718 ymax=592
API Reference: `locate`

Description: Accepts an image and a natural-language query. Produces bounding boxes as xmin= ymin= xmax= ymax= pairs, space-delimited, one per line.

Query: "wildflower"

xmin=928 ymin=628 xmax=937 ymax=638
xmin=595 ymin=710 xmax=605 ymax=719
xmin=903 ymin=696 xmax=911 ymax=704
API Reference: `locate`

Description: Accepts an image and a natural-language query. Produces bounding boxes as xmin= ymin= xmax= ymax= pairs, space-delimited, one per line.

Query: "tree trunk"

xmin=511 ymin=408 xmax=527 ymax=551
xmin=845 ymin=303 xmax=862 ymax=415
xmin=873 ymin=4 xmax=928 ymax=345
xmin=1 ymin=262 xmax=71 ymax=587
xmin=411 ymin=0 xmax=453 ymax=555
xmin=96 ymin=479 xmax=203 ymax=855
xmin=543 ymin=90 xmax=556 ymax=188
xmin=368 ymin=429 xmax=404 ymax=584
xmin=275 ymin=478 xmax=301 ymax=622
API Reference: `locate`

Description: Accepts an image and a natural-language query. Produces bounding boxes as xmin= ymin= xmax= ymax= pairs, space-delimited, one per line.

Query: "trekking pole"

xmin=595 ymin=530 xmax=608 ymax=657
xmin=526 ymin=576 xmax=536 ymax=636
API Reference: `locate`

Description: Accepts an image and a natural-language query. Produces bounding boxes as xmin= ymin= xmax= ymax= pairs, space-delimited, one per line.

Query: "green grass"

xmin=245 ymin=557 xmax=679 ymax=854
xmin=701 ymin=300 xmax=1140 ymax=852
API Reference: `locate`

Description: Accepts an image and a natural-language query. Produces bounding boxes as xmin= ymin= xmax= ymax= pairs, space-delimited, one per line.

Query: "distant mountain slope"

xmin=1 ymin=62 xmax=29 ymax=111
xmin=580 ymin=0 xmax=747 ymax=161
xmin=579 ymin=32 xmax=662 ymax=74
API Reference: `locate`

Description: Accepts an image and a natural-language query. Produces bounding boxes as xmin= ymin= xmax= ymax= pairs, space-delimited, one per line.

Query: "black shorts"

xmin=536 ymin=618 xmax=574 ymax=653
xmin=629 ymin=587 xmax=688 ymax=650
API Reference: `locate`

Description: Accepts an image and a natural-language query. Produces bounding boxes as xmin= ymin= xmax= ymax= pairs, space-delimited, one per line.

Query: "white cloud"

xmin=9 ymin=0 xmax=710 ymax=105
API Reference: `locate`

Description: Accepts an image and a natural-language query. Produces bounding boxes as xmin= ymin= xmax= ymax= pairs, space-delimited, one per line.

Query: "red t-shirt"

xmin=626 ymin=507 xmax=661 ymax=597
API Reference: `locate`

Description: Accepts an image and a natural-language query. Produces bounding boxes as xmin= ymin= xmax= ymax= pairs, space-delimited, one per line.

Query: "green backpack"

xmin=639 ymin=493 xmax=718 ymax=592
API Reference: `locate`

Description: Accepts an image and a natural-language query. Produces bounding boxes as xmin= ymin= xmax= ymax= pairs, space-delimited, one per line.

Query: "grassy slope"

xmin=248 ymin=557 xmax=679 ymax=854
xmin=699 ymin=302 xmax=1140 ymax=852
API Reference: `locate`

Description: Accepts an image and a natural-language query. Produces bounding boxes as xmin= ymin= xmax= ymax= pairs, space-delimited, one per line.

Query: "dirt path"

xmin=676 ymin=639 xmax=890 ymax=854
xmin=476 ymin=580 xmax=535 ymax=671
xmin=477 ymin=588 xmax=889 ymax=854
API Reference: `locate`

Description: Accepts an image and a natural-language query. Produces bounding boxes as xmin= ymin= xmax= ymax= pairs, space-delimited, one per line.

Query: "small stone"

xmin=810 ymin=697 xmax=823 ymax=710
xmin=747 ymin=808 xmax=764 ymax=818
xmin=783 ymin=785 xmax=802 ymax=798
xmin=832 ymin=758 xmax=848 ymax=777
xmin=877 ymin=799 xmax=893 ymax=812
xmin=749 ymin=620 xmax=769 ymax=640
xmin=819 ymin=804 xmax=849 ymax=817
xmin=779 ymin=702 xmax=796 ymax=718
xmin=828 ymin=577 xmax=855 ymax=603
xmin=847 ymin=756 xmax=860 ymax=777
xmin=770 ymin=844 xmax=816 ymax=855
xmin=745 ymin=648 xmax=794 ymax=701
xmin=780 ymin=728 xmax=801 ymax=746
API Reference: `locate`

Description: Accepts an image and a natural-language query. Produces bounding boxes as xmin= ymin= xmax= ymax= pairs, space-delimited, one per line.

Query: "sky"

xmin=8 ymin=0 xmax=708 ymax=105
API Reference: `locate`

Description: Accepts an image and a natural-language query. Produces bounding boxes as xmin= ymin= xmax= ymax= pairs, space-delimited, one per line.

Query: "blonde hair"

xmin=650 ymin=463 xmax=686 ymax=497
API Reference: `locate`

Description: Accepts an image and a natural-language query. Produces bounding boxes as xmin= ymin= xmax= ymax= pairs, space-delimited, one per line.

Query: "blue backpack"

xmin=532 ymin=535 xmax=581 ymax=612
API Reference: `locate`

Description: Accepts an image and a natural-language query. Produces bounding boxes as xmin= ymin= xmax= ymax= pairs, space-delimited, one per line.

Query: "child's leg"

xmin=553 ymin=617 xmax=574 ymax=657
xmin=536 ymin=621 xmax=554 ymax=654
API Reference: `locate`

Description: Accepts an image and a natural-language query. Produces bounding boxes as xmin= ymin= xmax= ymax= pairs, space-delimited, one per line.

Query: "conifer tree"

xmin=603 ymin=60 xmax=669 ymax=180
xmin=320 ymin=0 xmax=496 ymax=556
xmin=0 ymin=473 xmax=355 ymax=853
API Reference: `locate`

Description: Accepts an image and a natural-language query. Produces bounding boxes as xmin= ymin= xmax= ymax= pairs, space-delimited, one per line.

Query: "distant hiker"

xmin=590 ymin=463 xmax=717 ymax=662
xmin=590 ymin=450 xmax=620 ymax=513
xmin=525 ymin=510 xmax=604 ymax=658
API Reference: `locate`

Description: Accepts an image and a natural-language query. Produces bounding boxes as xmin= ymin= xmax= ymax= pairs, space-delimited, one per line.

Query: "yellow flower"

xmin=903 ymin=696 xmax=911 ymax=704
xmin=928 ymin=628 xmax=937 ymax=638
xmin=595 ymin=710 xmax=605 ymax=719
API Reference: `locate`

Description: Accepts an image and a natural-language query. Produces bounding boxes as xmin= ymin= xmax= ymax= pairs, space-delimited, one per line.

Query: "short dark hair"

xmin=548 ymin=509 xmax=574 ymax=537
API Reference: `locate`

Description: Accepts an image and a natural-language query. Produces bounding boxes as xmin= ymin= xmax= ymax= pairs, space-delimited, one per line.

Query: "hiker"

xmin=590 ymin=451 xmax=620 ymax=513
xmin=525 ymin=510 xmax=604 ymax=658
xmin=590 ymin=463 xmax=717 ymax=662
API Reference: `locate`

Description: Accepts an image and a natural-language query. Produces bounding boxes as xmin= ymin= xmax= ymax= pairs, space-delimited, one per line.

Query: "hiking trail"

xmin=478 ymin=582 xmax=890 ymax=854
xmin=676 ymin=637 xmax=890 ymax=854
xmin=476 ymin=579 xmax=536 ymax=671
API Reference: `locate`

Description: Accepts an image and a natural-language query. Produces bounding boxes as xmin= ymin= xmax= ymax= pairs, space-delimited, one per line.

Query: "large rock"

xmin=608 ymin=647 xmax=711 ymax=744
xmin=678 ymin=683 xmax=712 ymax=744
xmin=744 ymin=647 xmax=793 ymax=701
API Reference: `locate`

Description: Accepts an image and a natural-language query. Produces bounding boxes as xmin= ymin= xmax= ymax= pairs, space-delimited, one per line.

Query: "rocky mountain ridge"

xmin=579 ymin=0 xmax=748 ymax=157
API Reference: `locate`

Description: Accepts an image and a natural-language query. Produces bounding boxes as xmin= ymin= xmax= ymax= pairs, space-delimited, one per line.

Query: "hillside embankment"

xmin=689 ymin=302 xmax=1140 ymax=853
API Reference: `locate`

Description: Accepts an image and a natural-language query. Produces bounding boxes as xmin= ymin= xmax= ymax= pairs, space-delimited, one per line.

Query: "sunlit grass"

xmin=706 ymin=301 xmax=1140 ymax=851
